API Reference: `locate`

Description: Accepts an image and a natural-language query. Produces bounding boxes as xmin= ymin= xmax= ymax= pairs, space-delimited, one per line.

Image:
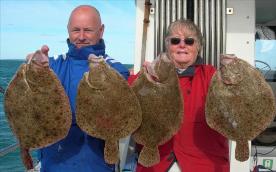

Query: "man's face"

xmin=68 ymin=10 xmax=104 ymax=48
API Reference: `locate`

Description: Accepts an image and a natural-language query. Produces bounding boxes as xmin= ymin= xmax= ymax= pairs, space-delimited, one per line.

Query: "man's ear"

xmin=99 ymin=24 xmax=105 ymax=38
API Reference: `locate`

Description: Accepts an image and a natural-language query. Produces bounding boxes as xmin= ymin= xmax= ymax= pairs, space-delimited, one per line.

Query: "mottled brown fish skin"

xmin=76 ymin=55 xmax=142 ymax=164
xmin=4 ymin=53 xmax=72 ymax=170
xmin=206 ymin=55 xmax=276 ymax=161
xmin=4 ymin=63 xmax=72 ymax=149
xmin=131 ymin=53 xmax=183 ymax=167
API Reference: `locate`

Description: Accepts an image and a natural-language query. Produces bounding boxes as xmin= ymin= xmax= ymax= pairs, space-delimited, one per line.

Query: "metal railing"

xmin=0 ymin=143 xmax=19 ymax=157
xmin=154 ymin=0 xmax=226 ymax=67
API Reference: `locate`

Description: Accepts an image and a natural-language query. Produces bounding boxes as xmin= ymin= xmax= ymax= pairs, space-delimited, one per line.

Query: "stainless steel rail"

xmin=0 ymin=86 xmax=5 ymax=94
xmin=153 ymin=0 xmax=226 ymax=67
xmin=0 ymin=143 xmax=19 ymax=157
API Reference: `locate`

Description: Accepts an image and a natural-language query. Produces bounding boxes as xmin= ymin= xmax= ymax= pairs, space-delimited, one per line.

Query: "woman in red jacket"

xmin=129 ymin=19 xmax=230 ymax=172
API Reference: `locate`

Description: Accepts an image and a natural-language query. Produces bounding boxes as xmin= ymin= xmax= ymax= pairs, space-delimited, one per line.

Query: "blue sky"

xmin=0 ymin=0 xmax=136 ymax=64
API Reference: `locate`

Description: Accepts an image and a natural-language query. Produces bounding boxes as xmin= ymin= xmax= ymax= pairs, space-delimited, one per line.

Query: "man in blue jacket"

xmin=28 ymin=5 xmax=129 ymax=172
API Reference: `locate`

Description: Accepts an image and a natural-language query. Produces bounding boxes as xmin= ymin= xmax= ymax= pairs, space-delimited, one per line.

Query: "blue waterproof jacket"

xmin=38 ymin=39 xmax=129 ymax=172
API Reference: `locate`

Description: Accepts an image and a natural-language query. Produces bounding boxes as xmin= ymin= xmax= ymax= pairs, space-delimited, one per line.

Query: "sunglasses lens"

xmin=170 ymin=38 xmax=181 ymax=45
xmin=184 ymin=38 xmax=194 ymax=45
xmin=169 ymin=37 xmax=195 ymax=45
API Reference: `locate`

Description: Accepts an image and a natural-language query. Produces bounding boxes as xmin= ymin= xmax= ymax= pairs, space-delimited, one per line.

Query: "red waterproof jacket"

xmin=128 ymin=58 xmax=230 ymax=172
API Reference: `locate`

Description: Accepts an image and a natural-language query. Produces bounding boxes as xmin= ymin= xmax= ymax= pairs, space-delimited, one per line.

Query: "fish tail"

xmin=138 ymin=146 xmax=160 ymax=167
xmin=104 ymin=140 xmax=119 ymax=164
xmin=235 ymin=140 xmax=249 ymax=161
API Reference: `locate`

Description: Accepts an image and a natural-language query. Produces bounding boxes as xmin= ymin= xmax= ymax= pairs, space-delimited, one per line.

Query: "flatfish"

xmin=205 ymin=54 xmax=276 ymax=161
xmin=4 ymin=50 xmax=72 ymax=169
xmin=131 ymin=53 xmax=183 ymax=167
xmin=76 ymin=54 xmax=142 ymax=164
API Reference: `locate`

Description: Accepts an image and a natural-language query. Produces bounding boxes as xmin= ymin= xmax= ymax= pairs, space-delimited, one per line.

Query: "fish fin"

xmin=20 ymin=147 xmax=34 ymax=170
xmin=138 ymin=146 xmax=160 ymax=167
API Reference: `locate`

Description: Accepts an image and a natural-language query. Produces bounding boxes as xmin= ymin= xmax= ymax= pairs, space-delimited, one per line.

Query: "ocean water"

xmin=0 ymin=59 xmax=133 ymax=172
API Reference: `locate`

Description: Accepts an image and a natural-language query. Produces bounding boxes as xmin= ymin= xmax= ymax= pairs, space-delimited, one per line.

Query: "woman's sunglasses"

xmin=169 ymin=37 xmax=195 ymax=46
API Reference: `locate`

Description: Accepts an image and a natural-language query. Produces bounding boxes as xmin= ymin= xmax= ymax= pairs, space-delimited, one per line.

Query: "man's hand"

xmin=26 ymin=45 xmax=50 ymax=68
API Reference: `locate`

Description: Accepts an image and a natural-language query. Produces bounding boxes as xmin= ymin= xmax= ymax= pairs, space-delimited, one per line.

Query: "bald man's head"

xmin=68 ymin=5 xmax=102 ymax=28
xmin=67 ymin=5 xmax=104 ymax=48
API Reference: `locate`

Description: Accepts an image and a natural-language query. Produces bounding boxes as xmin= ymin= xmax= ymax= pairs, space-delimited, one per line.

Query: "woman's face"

xmin=167 ymin=30 xmax=199 ymax=69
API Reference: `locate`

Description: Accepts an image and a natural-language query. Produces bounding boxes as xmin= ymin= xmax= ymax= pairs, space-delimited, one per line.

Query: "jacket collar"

xmin=66 ymin=39 xmax=106 ymax=60
xmin=177 ymin=56 xmax=203 ymax=77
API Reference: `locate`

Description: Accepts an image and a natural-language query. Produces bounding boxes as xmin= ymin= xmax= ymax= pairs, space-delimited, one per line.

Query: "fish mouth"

xmin=27 ymin=50 xmax=49 ymax=69
xmin=219 ymin=54 xmax=237 ymax=77
xmin=143 ymin=64 xmax=160 ymax=83
xmin=30 ymin=60 xmax=49 ymax=69
xmin=220 ymin=54 xmax=237 ymax=67
xmin=143 ymin=53 xmax=172 ymax=83
xmin=88 ymin=54 xmax=105 ymax=68
xmin=88 ymin=54 xmax=104 ymax=63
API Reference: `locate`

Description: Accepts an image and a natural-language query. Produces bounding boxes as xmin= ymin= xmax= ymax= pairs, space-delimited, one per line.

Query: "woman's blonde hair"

xmin=165 ymin=19 xmax=204 ymax=52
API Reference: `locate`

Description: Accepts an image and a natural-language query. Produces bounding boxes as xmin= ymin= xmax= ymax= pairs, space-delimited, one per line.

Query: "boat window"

xmin=255 ymin=26 xmax=276 ymax=81
xmin=252 ymin=0 xmax=276 ymax=149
